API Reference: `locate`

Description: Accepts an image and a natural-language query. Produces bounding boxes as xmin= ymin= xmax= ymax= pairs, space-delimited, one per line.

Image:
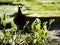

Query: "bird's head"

xmin=18 ymin=3 xmax=24 ymax=9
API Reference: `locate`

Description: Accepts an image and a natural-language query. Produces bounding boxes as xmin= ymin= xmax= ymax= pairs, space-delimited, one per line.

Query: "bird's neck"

xmin=18 ymin=6 xmax=22 ymax=15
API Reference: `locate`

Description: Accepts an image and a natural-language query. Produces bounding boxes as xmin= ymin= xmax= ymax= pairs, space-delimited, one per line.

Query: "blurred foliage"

xmin=0 ymin=0 xmax=60 ymax=45
xmin=0 ymin=0 xmax=17 ymax=2
xmin=0 ymin=13 xmax=17 ymax=30
xmin=0 ymin=14 xmax=6 ymax=29
xmin=0 ymin=17 xmax=59 ymax=45
xmin=0 ymin=0 xmax=60 ymax=3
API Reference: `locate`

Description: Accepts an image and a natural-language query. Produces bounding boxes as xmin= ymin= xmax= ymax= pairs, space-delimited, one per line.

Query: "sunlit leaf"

xmin=0 ymin=15 xmax=4 ymax=24
xmin=49 ymin=19 xmax=55 ymax=25
xmin=43 ymin=22 xmax=48 ymax=30
xmin=11 ymin=20 xmax=17 ymax=28
xmin=33 ymin=39 xmax=37 ymax=44
xmin=2 ymin=20 xmax=6 ymax=27
xmin=35 ymin=23 xmax=41 ymax=32
xmin=42 ymin=30 xmax=47 ymax=37
xmin=31 ymin=21 xmax=35 ymax=32
xmin=23 ymin=21 xmax=29 ymax=29
xmin=42 ymin=39 xmax=45 ymax=43
xmin=36 ymin=33 xmax=39 ymax=38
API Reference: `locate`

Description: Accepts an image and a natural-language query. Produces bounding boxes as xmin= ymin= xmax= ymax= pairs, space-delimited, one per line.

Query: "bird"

xmin=13 ymin=4 xmax=27 ymax=30
xmin=13 ymin=4 xmax=43 ymax=32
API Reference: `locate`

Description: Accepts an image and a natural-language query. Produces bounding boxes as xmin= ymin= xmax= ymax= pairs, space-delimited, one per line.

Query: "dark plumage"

xmin=14 ymin=4 xmax=27 ymax=30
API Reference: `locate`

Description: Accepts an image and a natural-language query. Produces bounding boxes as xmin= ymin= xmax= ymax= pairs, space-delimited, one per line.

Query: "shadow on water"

xmin=0 ymin=2 xmax=12 ymax=5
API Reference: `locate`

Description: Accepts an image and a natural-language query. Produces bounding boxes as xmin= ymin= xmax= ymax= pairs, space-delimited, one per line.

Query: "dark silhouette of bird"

xmin=13 ymin=4 xmax=51 ymax=32
xmin=13 ymin=4 xmax=27 ymax=30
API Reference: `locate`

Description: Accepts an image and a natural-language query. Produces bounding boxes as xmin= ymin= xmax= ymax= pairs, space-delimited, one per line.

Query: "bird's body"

xmin=14 ymin=4 xmax=27 ymax=30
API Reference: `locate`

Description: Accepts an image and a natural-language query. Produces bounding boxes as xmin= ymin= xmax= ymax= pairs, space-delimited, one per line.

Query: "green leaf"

xmin=0 ymin=15 xmax=4 ymax=24
xmin=44 ymin=30 xmax=48 ymax=37
xmin=5 ymin=31 xmax=10 ymax=37
xmin=36 ymin=33 xmax=39 ymax=38
xmin=33 ymin=39 xmax=37 ymax=44
xmin=31 ymin=18 xmax=41 ymax=32
xmin=11 ymin=20 xmax=17 ymax=28
xmin=2 ymin=20 xmax=6 ymax=27
xmin=42 ymin=39 xmax=45 ymax=43
xmin=23 ymin=21 xmax=29 ymax=29
xmin=42 ymin=30 xmax=47 ymax=37
xmin=49 ymin=19 xmax=55 ymax=25
xmin=35 ymin=23 xmax=41 ymax=32
xmin=43 ymin=22 xmax=48 ymax=30
xmin=31 ymin=21 xmax=35 ymax=32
